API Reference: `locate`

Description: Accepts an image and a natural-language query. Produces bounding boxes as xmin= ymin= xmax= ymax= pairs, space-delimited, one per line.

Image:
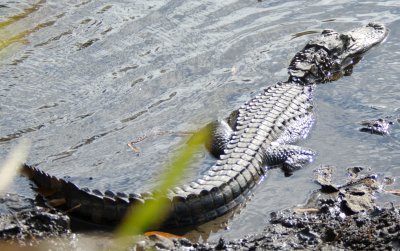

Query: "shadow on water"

xmin=1 ymin=0 xmax=400 ymax=242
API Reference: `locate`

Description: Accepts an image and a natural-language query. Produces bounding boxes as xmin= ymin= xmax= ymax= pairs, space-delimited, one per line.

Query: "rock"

xmin=359 ymin=118 xmax=393 ymax=135
xmin=340 ymin=188 xmax=374 ymax=214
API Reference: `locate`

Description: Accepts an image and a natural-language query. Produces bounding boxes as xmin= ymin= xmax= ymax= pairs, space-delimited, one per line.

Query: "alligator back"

xmin=22 ymin=82 xmax=313 ymax=229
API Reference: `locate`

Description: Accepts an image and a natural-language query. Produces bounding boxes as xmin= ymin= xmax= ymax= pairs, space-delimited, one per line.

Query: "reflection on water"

xmin=1 ymin=0 xmax=400 ymax=241
xmin=0 ymin=0 xmax=45 ymax=28
xmin=0 ymin=0 xmax=50 ymax=52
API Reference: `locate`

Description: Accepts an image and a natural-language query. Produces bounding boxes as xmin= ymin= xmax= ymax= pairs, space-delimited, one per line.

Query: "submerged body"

xmin=22 ymin=23 xmax=388 ymax=229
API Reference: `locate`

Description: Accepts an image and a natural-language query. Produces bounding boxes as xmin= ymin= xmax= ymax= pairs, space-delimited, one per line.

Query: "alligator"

xmin=22 ymin=23 xmax=388 ymax=230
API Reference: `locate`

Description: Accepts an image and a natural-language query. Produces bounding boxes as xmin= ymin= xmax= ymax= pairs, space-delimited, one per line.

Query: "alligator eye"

xmin=339 ymin=34 xmax=351 ymax=48
xmin=321 ymin=29 xmax=335 ymax=35
xmin=367 ymin=22 xmax=384 ymax=30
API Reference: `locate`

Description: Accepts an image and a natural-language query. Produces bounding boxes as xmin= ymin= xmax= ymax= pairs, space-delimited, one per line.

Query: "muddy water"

xmin=1 ymin=0 xmax=400 ymax=241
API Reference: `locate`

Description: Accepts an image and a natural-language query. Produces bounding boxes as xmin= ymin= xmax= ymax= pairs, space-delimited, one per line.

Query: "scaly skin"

xmin=22 ymin=23 xmax=388 ymax=229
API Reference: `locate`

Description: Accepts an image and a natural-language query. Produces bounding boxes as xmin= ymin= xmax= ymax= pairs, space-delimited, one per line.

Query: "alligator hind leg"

xmin=191 ymin=119 xmax=234 ymax=159
xmin=189 ymin=110 xmax=239 ymax=159
xmin=265 ymin=144 xmax=315 ymax=176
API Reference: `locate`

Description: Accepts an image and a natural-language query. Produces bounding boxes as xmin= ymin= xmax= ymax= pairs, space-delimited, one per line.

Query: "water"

xmin=1 ymin=0 xmax=400 ymax=241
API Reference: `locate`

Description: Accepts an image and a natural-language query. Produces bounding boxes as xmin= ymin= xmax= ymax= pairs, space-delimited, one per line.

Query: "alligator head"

xmin=288 ymin=22 xmax=388 ymax=84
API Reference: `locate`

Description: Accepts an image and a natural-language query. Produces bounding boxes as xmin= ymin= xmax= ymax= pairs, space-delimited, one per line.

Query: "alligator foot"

xmin=187 ymin=109 xmax=240 ymax=159
xmin=265 ymin=144 xmax=315 ymax=176
xmin=192 ymin=120 xmax=233 ymax=158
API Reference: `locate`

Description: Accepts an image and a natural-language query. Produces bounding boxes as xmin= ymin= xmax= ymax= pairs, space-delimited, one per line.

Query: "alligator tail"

xmin=21 ymin=164 xmax=140 ymax=227
xmin=21 ymin=164 xmax=256 ymax=229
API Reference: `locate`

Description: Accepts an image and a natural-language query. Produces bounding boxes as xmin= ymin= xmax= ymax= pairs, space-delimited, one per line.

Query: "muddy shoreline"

xmin=1 ymin=167 xmax=399 ymax=250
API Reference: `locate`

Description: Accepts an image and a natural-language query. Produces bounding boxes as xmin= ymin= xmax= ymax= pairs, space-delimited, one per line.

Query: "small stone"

xmin=359 ymin=118 xmax=393 ymax=135
xmin=215 ymin=238 xmax=227 ymax=250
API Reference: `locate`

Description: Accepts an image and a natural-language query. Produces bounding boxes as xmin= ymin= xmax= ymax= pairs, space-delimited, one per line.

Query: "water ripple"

xmin=1 ymin=0 xmax=399 ymax=241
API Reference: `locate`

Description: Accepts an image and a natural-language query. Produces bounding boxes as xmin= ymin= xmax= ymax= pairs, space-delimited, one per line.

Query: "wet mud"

xmin=0 ymin=194 xmax=70 ymax=246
